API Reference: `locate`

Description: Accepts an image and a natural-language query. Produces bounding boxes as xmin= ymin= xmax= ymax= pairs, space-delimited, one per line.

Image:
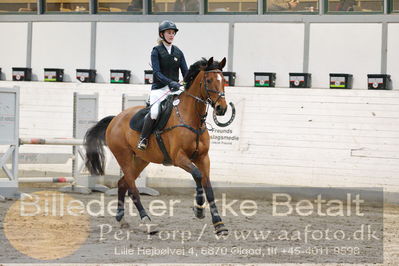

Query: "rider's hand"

xmin=168 ymin=81 xmax=182 ymax=92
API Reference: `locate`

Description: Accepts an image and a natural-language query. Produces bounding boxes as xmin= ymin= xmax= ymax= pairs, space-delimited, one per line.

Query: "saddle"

xmin=130 ymin=95 xmax=176 ymax=166
xmin=129 ymin=95 xmax=175 ymax=133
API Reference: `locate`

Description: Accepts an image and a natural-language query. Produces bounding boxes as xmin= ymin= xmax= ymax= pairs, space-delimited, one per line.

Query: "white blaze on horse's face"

xmin=208 ymin=71 xmax=227 ymax=116
xmin=217 ymin=73 xmax=223 ymax=87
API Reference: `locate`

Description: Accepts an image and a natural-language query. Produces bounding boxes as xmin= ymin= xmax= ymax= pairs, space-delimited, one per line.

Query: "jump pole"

xmin=18 ymin=137 xmax=85 ymax=186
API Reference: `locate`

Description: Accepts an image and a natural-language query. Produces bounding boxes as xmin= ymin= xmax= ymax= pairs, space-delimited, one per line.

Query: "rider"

xmin=137 ymin=20 xmax=189 ymax=150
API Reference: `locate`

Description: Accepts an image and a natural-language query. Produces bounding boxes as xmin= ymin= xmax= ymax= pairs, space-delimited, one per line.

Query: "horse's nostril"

xmin=215 ymin=105 xmax=226 ymax=116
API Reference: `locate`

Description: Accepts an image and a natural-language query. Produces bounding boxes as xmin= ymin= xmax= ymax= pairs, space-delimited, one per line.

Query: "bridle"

xmin=203 ymin=69 xmax=225 ymax=108
xmin=183 ymin=69 xmax=225 ymax=109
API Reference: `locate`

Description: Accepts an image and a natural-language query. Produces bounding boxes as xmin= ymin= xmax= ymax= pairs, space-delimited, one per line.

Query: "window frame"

xmin=0 ymin=0 xmax=38 ymax=14
xmin=96 ymin=0 xmax=144 ymax=14
xmin=43 ymin=0 xmax=91 ymax=14
xmin=205 ymin=0 xmax=259 ymax=14
xmin=0 ymin=0 xmax=398 ymax=14
xmin=389 ymin=0 xmax=399 ymax=12
xmin=148 ymin=0 xmax=201 ymax=14
xmin=324 ymin=0 xmax=385 ymax=14
xmin=263 ymin=0 xmax=320 ymax=14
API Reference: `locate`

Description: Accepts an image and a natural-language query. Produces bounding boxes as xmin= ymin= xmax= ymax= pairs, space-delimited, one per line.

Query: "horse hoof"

xmin=216 ymin=228 xmax=228 ymax=236
xmin=141 ymin=215 xmax=151 ymax=224
xmin=115 ymin=209 xmax=125 ymax=222
xmin=140 ymin=216 xmax=159 ymax=235
xmin=214 ymin=223 xmax=228 ymax=236
xmin=192 ymin=207 xmax=205 ymax=219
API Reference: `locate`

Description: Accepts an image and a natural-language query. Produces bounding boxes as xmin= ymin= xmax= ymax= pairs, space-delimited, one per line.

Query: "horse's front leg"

xmin=177 ymin=153 xmax=228 ymax=235
xmin=194 ymin=154 xmax=228 ymax=235
xmin=189 ymin=164 xmax=206 ymax=219
xmin=193 ymin=186 xmax=206 ymax=219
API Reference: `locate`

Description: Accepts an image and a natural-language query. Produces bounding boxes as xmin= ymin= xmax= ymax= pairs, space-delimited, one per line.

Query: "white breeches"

xmin=150 ymin=85 xmax=182 ymax=119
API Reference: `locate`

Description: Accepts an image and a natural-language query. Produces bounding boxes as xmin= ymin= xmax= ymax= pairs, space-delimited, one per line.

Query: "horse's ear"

xmin=219 ymin=57 xmax=226 ymax=70
xmin=207 ymin=57 xmax=214 ymax=67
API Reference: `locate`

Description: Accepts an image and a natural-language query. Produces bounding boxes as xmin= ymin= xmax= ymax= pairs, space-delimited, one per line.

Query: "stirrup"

xmin=137 ymin=138 xmax=148 ymax=150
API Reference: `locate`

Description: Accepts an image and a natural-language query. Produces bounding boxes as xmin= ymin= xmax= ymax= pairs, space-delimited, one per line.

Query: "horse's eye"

xmin=207 ymin=79 xmax=211 ymax=84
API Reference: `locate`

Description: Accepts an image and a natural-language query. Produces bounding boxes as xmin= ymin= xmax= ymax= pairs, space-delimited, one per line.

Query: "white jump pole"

xmin=18 ymin=177 xmax=74 ymax=183
xmin=19 ymin=138 xmax=83 ymax=146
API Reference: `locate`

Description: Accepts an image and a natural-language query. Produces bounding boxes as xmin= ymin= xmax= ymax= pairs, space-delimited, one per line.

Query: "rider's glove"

xmin=168 ymin=81 xmax=181 ymax=92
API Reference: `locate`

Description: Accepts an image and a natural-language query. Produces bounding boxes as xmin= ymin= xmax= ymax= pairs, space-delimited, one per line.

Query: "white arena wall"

xmin=0 ymin=22 xmax=398 ymax=89
xmin=387 ymin=23 xmax=399 ymax=89
xmin=233 ymin=23 xmax=305 ymax=88
xmin=31 ymin=22 xmax=92 ymax=82
xmin=308 ymin=23 xmax=382 ymax=89
xmin=95 ymin=22 xmax=158 ymax=83
xmin=95 ymin=22 xmax=229 ymax=83
xmin=1 ymin=81 xmax=398 ymax=198
xmin=0 ymin=23 xmax=29 ymax=80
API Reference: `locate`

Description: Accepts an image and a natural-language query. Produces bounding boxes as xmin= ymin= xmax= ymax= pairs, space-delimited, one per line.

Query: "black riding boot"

xmin=137 ymin=114 xmax=156 ymax=150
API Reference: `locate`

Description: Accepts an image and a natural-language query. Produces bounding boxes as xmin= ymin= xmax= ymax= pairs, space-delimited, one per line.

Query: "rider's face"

xmin=162 ymin=29 xmax=176 ymax=43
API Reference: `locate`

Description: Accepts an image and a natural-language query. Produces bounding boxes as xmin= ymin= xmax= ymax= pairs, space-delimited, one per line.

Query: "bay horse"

xmin=84 ymin=57 xmax=229 ymax=235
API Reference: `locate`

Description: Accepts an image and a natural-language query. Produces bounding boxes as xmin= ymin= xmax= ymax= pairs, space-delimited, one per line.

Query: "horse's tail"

xmin=84 ymin=115 xmax=115 ymax=176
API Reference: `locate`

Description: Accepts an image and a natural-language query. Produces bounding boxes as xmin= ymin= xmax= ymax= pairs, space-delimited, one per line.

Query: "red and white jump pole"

xmin=18 ymin=177 xmax=74 ymax=183
xmin=19 ymin=138 xmax=83 ymax=146
xmin=18 ymin=138 xmax=84 ymax=184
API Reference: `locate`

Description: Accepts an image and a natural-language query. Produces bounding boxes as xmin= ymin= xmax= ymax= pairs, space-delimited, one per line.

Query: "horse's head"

xmin=200 ymin=57 xmax=228 ymax=116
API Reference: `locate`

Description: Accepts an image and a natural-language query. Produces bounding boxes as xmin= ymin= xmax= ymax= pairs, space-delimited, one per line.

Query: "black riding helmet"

xmin=159 ymin=20 xmax=179 ymax=34
xmin=159 ymin=20 xmax=178 ymax=44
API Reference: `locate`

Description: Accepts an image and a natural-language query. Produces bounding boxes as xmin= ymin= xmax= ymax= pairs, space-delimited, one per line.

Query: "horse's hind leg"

xmin=113 ymin=149 xmax=149 ymax=227
xmin=116 ymin=177 xmax=129 ymax=228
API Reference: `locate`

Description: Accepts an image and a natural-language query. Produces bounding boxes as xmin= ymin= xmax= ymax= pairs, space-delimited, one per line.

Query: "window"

xmin=393 ymin=0 xmax=399 ymax=11
xmin=327 ymin=0 xmax=383 ymax=12
xmin=151 ymin=0 xmax=199 ymax=12
xmin=45 ymin=0 xmax=90 ymax=12
xmin=266 ymin=0 xmax=319 ymax=12
xmin=98 ymin=0 xmax=143 ymax=12
xmin=0 ymin=0 xmax=37 ymax=13
xmin=207 ymin=0 xmax=257 ymax=12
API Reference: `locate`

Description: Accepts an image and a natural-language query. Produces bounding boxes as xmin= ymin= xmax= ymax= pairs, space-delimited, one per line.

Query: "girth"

xmin=155 ymin=123 xmax=206 ymax=166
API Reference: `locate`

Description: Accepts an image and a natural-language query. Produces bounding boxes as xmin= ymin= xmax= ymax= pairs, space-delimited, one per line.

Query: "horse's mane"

xmin=183 ymin=58 xmax=221 ymax=90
